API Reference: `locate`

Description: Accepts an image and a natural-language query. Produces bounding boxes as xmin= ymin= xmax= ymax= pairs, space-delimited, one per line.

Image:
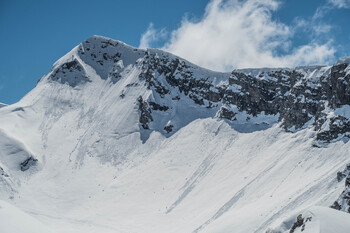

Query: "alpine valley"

xmin=1 ymin=36 xmax=350 ymax=233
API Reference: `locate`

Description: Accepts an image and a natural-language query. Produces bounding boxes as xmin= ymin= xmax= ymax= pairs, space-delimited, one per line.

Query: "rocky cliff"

xmin=46 ymin=35 xmax=350 ymax=144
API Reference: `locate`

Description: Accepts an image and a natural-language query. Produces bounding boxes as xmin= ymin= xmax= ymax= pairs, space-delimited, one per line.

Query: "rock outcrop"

xmin=331 ymin=164 xmax=350 ymax=213
xmin=44 ymin=36 xmax=350 ymax=143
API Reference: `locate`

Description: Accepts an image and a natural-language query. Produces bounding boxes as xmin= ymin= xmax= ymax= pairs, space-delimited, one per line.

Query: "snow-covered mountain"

xmin=1 ymin=35 xmax=350 ymax=233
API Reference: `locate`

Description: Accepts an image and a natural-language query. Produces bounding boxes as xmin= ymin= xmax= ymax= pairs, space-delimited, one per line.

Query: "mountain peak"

xmin=83 ymin=35 xmax=139 ymax=49
xmin=1 ymin=35 xmax=350 ymax=233
xmin=33 ymin=35 xmax=350 ymax=144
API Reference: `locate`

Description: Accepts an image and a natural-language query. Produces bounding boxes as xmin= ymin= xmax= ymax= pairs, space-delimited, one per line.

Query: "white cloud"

xmin=163 ymin=0 xmax=336 ymax=70
xmin=144 ymin=0 xmax=336 ymax=71
xmin=293 ymin=16 xmax=332 ymax=37
xmin=139 ymin=23 xmax=167 ymax=49
xmin=313 ymin=5 xmax=331 ymax=19
xmin=313 ymin=0 xmax=349 ymax=19
xmin=328 ymin=0 xmax=350 ymax=8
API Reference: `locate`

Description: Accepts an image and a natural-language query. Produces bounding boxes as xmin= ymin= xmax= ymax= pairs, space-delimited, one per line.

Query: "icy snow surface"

xmin=0 ymin=36 xmax=349 ymax=233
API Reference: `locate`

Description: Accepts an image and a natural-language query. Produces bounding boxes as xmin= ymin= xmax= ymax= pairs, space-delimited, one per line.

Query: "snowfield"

xmin=0 ymin=36 xmax=350 ymax=233
xmin=0 ymin=200 xmax=56 ymax=233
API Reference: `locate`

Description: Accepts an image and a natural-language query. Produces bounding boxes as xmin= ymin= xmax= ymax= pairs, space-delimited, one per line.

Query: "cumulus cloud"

xmin=139 ymin=23 xmax=167 ymax=49
xmin=163 ymin=0 xmax=336 ymax=71
xmin=139 ymin=0 xmax=337 ymax=71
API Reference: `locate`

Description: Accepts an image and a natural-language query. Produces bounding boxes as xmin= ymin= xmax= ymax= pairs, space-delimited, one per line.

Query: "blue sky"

xmin=0 ymin=0 xmax=349 ymax=104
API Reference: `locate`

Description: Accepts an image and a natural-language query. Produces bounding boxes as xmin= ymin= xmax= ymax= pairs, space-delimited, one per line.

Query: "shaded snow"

xmin=0 ymin=36 xmax=349 ymax=233
xmin=334 ymin=105 xmax=350 ymax=119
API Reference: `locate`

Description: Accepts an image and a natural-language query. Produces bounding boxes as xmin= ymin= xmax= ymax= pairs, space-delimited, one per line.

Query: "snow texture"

xmin=269 ymin=206 xmax=350 ymax=233
xmin=0 ymin=35 xmax=349 ymax=233
xmin=0 ymin=200 xmax=56 ymax=233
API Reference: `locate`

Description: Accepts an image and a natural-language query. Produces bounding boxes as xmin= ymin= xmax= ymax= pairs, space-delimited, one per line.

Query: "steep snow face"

xmin=0 ymin=129 xmax=39 ymax=199
xmin=0 ymin=35 xmax=350 ymax=233
xmin=2 ymin=118 xmax=350 ymax=233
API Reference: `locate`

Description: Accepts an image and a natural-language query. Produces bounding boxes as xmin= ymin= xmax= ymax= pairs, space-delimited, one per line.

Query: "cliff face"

xmin=332 ymin=164 xmax=350 ymax=213
xmin=46 ymin=36 xmax=350 ymax=144
xmin=142 ymin=52 xmax=350 ymax=143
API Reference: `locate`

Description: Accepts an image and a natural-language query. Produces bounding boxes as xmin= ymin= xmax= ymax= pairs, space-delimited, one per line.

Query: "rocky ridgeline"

xmin=49 ymin=59 xmax=90 ymax=87
xmin=45 ymin=36 xmax=350 ymax=143
xmin=138 ymin=47 xmax=350 ymax=143
xmin=331 ymin=164 xmax=350 ymax=213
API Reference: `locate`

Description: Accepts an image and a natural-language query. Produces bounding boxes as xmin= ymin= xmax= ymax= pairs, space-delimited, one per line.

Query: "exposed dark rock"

xmin=12 ymin=107 xmax=25 ymax=112
xmin=140 ymin=53 xmax=350 ymax=142
xmin=331 ymin=201 xmax=342 ymax=210
xmin=289 ymin=214 xmax=304 ymax=233
xmin=164 ymin=125 xmax=174 ymax=133
xmin=218 ymin=107 xmax=236 ymax=121
xmin=126 ymin=83 xmax=139 ymax=87
xmin=48 ymin=59 xmax=90 ymax=87
xmin=120 ymin=91 xmax=125 ymax=98
xmin=149 ymin=102 xmax=169 ymax=111
xmin=137 ymin=96 xmax=153 ymax=130
xmin=316 ymin=116 xmax=350 ymax=142
xmin=338 ymin=171 xmax=346 ymax=181
xmin=0 ymin=166 xmax=9 ymax=177
xmin=20 ymin=157 xmax=38 ymax=171
xmin=63 ymin=60 xmax=82 ymax=71
xmin=331 ymin=163 xmax=350 ymax=213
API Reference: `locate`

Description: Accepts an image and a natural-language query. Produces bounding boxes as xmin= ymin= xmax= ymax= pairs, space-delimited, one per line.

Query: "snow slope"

xmin=0 ymin=200 xmax=56 ymax=233
xmin=0 ymin=36 xmax=349 ymax=233
xmin=269 ymin=206 xmax=350 ymax=233
xmin=0 ymin=129 xmax=39 ymax=199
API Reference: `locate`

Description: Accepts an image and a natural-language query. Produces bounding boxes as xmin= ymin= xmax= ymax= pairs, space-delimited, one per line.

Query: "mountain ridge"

xmin=34 ymin=35 xmax=350 ymax=144
xmin=0 ymin=35 xmax=350 ymax=233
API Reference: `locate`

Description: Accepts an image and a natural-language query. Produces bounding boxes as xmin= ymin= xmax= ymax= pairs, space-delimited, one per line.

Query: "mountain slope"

xmin=268 ymin=206 xmax=350 ymax=233
xmin=0 ymin=200 xmax=56 ymax=233
xmin=0 ymin=35 xmax=350 ymax=233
